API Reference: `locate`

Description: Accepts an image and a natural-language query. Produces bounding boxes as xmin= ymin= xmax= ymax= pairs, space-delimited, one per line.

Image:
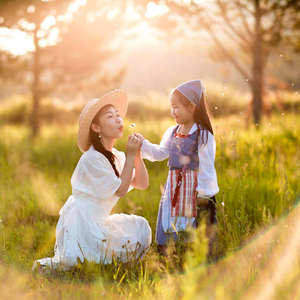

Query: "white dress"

xmin=34 ymin=145 xmax=152 ymax=270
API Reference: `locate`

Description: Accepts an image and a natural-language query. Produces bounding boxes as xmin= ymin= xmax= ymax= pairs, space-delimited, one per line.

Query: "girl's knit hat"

xmin=175 ymin=79 xmax=207 ymax=108
xmin=77 ymin=89 xmax=128 ymax=153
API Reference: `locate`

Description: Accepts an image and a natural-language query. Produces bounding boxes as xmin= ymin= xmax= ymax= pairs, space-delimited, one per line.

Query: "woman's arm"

xmin=130 ymin=150 xmax=149 ymax=190
xmin=115 ymin=135 xmax=141 ymax=198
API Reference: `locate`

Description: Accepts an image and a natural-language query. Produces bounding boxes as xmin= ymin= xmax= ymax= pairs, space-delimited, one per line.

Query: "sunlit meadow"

xmin=0 ymin=91 xmax=299 ymax=299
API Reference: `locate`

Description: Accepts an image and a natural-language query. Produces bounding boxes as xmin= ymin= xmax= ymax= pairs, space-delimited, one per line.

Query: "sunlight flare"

xmin=146 ymin=2 xmax=169 ymax=18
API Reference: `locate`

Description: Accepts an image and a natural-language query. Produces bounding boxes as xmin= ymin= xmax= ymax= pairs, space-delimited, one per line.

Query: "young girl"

xmin=137 ymin=79 xmax=219 ymax=257
xmin=33 ymin=90 xmax=151 ymax=271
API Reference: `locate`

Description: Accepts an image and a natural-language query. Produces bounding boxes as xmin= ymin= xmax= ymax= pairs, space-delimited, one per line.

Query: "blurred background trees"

xmin=130 ymin=0 xmax=300 ymax=125
xmin=0 ymin=0 xmax=128 ymax=136
xmin=0 ymin=0 xmax=299 ymax=135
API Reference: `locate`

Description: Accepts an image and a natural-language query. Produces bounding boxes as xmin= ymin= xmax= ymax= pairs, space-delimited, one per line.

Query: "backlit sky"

xmin=0 ymin=0 xmax=299 ymax=95
xmin=0 ymin=1 xmax=177 ymax=55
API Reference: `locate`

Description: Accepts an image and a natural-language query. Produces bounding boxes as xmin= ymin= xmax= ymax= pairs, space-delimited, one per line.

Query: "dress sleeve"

xmin=72 ymin=152 xmax=122 ymax=200
xmin=196 ymin=132 xmax=219 ymax=198
xmin=141 ymin=126 xmax=175 ymax=162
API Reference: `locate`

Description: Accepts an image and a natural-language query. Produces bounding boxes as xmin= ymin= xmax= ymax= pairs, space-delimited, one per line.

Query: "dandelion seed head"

xmin=130 ymin=123 xmax=136 ymax=128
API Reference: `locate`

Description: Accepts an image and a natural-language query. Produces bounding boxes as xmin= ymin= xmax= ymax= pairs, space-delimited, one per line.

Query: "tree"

xmin=0 ymin=0 xmax=127 ymax=136
xmin=132 ymin=0 xmax=300 ymax=125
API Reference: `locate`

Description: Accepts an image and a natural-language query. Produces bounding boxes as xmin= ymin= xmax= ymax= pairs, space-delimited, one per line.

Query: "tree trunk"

xmin=31 ymin=26 xmax=41 ymax=138
xmin=252 ymin=0 xmax=263 ymax=126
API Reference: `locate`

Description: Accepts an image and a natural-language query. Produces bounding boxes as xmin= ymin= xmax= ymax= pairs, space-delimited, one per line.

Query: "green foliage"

xmin=0 ymin=111 xmax=299 ymax=298
xmin=0 ymin=90 xmax=299 ymax=127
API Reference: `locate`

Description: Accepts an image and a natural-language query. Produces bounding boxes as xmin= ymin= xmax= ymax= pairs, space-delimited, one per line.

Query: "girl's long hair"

xmin=89 ymin=106 xmax=120 ymax=177
xmin=172 ymin=89 xmax=214 ymax=147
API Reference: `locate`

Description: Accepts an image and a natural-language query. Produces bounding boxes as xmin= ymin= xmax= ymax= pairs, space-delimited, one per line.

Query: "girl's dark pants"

xmin=156 ymin=196 xmax=218 ymax=259
xmin=195 ymin=196 xmax=218 ymax=260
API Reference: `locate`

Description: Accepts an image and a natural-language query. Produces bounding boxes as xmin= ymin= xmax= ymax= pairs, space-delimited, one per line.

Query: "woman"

xmin=33 ymin=90 xmax=151 ymax=270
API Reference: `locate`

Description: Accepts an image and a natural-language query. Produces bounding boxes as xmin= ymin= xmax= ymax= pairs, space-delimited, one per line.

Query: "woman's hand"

xmin=130 ymin=133 xmax=149 ymax=190
xmin=126 ymin=134 xmax=142 ymax=157
xmin=133 ymin=133 xmax=145 ymax=142
xmin=133 ymin=133 xmax=145 ymax=157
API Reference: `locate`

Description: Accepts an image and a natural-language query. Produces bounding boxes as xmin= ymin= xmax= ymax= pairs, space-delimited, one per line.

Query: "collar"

xmin=176 ymin=123 xmax=198 ymax=135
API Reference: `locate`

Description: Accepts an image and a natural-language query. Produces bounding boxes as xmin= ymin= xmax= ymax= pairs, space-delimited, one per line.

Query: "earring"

xmin=98 ymin=133 xmax=101 ymax=138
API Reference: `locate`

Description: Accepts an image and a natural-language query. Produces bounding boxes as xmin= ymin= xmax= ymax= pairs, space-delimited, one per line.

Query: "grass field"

xmin=0 ymin=98 xmax=300 ymax=299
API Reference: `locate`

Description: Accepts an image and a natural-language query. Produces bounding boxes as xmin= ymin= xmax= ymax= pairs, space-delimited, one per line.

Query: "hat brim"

xmin=77 ymin=89 xmax=128 ymax=153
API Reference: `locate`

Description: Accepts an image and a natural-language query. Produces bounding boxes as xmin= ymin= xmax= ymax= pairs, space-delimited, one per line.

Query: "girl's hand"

xmin=126 ymin=134 xmax=142 ymax=157
xmin=133 ymin=133 xmax=145 ymax=143
xmin=196 ymin=196 xmax=209 ymax=206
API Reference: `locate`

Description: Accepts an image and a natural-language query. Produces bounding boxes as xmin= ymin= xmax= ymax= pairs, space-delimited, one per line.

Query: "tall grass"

xmin=0 ymin=111 xmax=299 ymax=298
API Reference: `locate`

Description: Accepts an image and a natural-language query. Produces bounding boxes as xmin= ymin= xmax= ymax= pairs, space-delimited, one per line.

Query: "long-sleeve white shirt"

xmin=141 ymin=123 xmax=219 ymax=198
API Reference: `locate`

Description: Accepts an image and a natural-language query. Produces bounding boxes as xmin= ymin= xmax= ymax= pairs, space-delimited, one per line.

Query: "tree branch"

xmin=216 ymin=0 xmax=253 ymax=48
xmin=206 ymin=25 xmax=252 ymax=86
xmin=218 ymin=24 xmax=252 ymax=53
xmin=235 ymin=0 xmax=255 ymax=42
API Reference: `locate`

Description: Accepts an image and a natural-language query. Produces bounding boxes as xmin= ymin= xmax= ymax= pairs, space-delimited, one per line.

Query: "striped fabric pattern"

xmin=170 ymin=169 xmax=198 ymax=217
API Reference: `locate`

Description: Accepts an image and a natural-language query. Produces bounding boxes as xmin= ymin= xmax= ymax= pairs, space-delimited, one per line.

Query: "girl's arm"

xmin=130 ymin=150 xmax=149 ymax=190
xmin=115 ymin=135 xmax=141 ymax=197
xmin=139 ymin=126 xmax=176 ymax=162
xmin=196 ymin=132 xmax=219 ymax=199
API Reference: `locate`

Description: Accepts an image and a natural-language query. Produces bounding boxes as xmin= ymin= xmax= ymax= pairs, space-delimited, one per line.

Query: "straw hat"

xmin=77 ymin=89 xmax=128 ymax=153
